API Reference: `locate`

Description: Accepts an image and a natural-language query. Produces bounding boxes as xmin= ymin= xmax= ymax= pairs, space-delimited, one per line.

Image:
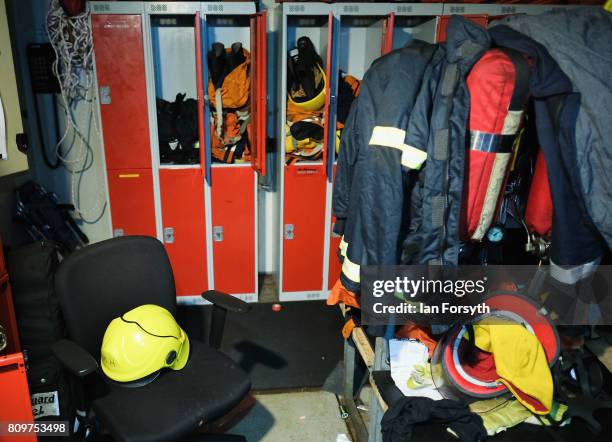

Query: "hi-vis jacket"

xmin=333 ymin=16 xmax=490 ymax=293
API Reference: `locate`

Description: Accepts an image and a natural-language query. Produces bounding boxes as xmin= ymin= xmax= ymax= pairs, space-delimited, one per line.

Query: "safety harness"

xmin=208 ymin=42 xmax=251 ymax=163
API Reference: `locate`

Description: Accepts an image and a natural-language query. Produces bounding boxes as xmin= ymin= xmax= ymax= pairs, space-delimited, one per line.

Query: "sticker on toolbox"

xmin=31 ymin=391 xmax=60 ymax=419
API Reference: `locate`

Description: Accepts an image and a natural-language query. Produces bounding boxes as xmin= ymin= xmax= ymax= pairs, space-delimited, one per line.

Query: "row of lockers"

xmin=89 ymin=2 xmax=581 ymax=304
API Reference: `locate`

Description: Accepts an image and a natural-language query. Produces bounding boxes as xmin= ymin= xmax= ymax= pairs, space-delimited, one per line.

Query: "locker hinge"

xmin=99 ymin=86 xmax=111 ymax=104
xmin=213 ymin=226 xmax=224 ymax=242
xmin=284 ymin=224 xmax=294 ymax=240
xmin=163 ymin=227 xmax=175 ymax=244
xmin=113 ymin=228 xmax=124 ymax=238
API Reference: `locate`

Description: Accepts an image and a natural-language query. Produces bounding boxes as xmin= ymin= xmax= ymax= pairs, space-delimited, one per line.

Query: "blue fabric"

xmin=489 ymin=25 xmax=605 ymax=266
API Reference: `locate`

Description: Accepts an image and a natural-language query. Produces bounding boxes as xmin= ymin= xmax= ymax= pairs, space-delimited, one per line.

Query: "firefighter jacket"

xmin=402 ymin=18 xmax=491 ymax=267
xmin=490 ymin=11 xmax=611 ymax=286
xmin=332 ymin=16 xmax=490 ymax=293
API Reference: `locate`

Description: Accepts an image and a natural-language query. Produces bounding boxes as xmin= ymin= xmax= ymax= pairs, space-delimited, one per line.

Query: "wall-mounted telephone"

xmin=26 ymin=43 xmax=61 ymax=168
xmin=26 ymin=43 xmax=60 ymax=94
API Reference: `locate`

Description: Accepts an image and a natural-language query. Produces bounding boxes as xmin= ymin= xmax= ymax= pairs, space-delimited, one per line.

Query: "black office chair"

xmin=51 ymin=236 xmax=251 ymax=441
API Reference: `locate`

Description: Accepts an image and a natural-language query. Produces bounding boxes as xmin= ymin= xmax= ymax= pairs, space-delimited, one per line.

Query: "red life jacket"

xmin=461 ymin=48 xmax=530 ymax=241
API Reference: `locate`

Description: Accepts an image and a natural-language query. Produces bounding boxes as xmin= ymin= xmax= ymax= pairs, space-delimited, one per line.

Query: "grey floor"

xmin=231 ymin=390 xmax=352 ymax=442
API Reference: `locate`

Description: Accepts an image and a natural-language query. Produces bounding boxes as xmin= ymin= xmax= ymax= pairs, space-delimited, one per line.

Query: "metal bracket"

xmin=163 ymin=227 xmax=175 ymax=244
xmin=113 ymin=228 xmax=124 ymax=238
xmin=99 ymin=86 xmax=111 ymax=104
xmin=284 ymin=224 xmax=294 ymax=240
xmin=213 ymin=226 xmax=224 ymax=242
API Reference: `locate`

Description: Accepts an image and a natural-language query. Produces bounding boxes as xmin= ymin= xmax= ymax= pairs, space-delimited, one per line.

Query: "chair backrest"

xmin=55 ymin=236 xmax=176 ymax=358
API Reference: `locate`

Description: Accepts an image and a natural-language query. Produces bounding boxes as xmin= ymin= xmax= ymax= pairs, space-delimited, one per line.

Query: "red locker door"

xmin=92 ymin=15 xmax=152 ymax=170
xmin=436 ymin=15 xmax=488 ymax=42
xmin=381 ymin=13 xmax=395 ymax=55
xmin=328 ymin=164 xmax=342 ymax=290
xmin=0 ymin=353 xmax=36 ymax=442
xmin=283 ymin=164 xmax=327 ymax=293
xmin=159 ymin=169 xmax=208 ymax=297
xmin=106 ymin=169 xmax=157 ymax=237
xmin=250 ymin=11 xmax=267 ymax=177
xmin=211 ymin=167 xmax=256 ymax=295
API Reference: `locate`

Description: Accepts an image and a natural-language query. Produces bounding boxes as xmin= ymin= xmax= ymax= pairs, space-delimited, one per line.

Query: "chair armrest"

xmin=201 ymin=290 xmax=251 ymax=313
xmin=201 ymin=291 xmax=251 ymax=349
xmin=52 ymin=339 xmax=98 ymax=377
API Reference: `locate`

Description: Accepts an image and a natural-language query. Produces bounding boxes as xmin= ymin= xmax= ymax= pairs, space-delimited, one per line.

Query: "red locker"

xmin=211 ymin=167 xmax=256 ymax=295
xmin=0 ymin=353 xmax=36 ymax=442
xmin=436 ymin=15 xmax=488 ymax=42
xmin=92 ymin=15 xmax=152 ymax=170
xmin=106 ymin=169 xmax=157 ymax=237
xmin=0 ymin=238 xmax=20 ymax=356
xmin=381 ymin=12 xmax=396 ymax=55
xmin=283 ymin=164 xmax=327 ymax=293
xmin=159 ymin=169 xmax=208 ymax=297
xmin=328 ymin=164 xmax=341 ymax=290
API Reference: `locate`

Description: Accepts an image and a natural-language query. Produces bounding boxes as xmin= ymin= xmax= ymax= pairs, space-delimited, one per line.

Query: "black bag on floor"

xmin=6 ymin=241 xmax=73 ymax=426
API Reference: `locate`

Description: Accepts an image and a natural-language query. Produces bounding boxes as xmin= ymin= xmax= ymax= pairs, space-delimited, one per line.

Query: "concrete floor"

xmin=231 ymin=390 xmax=352 ymax=442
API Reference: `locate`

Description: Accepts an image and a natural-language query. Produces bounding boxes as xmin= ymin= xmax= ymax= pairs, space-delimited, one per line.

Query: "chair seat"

xmin=92 ymin=340 xmax=251 ymax=442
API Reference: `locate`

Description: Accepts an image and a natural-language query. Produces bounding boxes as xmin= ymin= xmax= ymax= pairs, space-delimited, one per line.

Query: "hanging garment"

xmin=381 ymin=396 xmax=487 ymax=442
xmin=490 ymin=11 xmax=611 ymax=288
xmin=495 ymin=9 xmax=612 ymax=253
xmin=399 ymin=18 xmax=492 ymax=266
xmin=488 ymin=22 xmax=609 ymax=324
xmin=335 ymin=72 xmax=361 ymax=154
xmin=208 ymin=42 xmax=251 ymax=163
xmin=333 ymin=16 xmax=489 ymax=294
xmin=460 ymin=48 xmax=530 ymax=241
xmin=156 ymin=93 xmax=199 ymax=164
xmin=327 ymin=278 xmax=360 ymax=309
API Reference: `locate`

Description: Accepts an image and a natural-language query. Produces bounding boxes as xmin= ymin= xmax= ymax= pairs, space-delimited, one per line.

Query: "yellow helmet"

xmin=101 ymin=305 xmax=190 ymax=385
xmin=288 ymin=64 xmax=327 ymax=112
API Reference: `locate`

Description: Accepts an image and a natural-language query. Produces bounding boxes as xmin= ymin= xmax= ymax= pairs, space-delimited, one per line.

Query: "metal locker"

xmin=279 ymin=3 xmax=336 ymax=301
xmin=92 ymin=7 xmax=159 ymax=240
xmin=92 ymin=13 xmax=152 ymax=170
xmin=146 ymin=4 xmax=209 ymax=302
xmin=436 ymin=14 xmax=488 ymax=42
xmin=211 ymin=166 xmax=256 ymax=296
xmin=92 ymin=2 xmax=264 ymax=304
xmin=159 ymin=168 xmax=208 ymax=296
xmin=106 ymin=169 xmax=157 ymax=238
xmin=437 ymin=3 xmax=573 ymax=42
xmin=204 ymin=3 xmax=265 ymax=303
xmin=324 ymin=4 xmax=442 ymax=293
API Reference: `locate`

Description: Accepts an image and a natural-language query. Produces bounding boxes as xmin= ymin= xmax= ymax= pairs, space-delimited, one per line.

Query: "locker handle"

xmin=163 ymin=227 xmax=175 ymax=244
xmin=213 ymin=226 xmax=224 ymax=242
xmin=284 ymin=224 xmax=294 ymax=240
xmin=99 ymin=85 xmax=111 ymax=105
xmin=118 ymin=173 xmax=140 ymax=179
